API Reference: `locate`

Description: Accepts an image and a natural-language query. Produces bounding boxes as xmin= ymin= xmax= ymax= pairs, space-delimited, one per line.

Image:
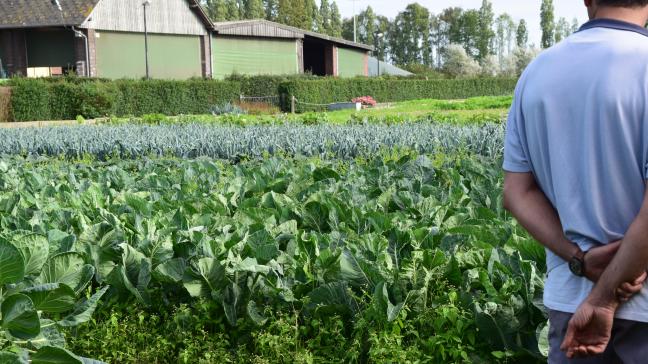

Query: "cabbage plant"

xmin=0 ymin=232 xmax=107 ymax=363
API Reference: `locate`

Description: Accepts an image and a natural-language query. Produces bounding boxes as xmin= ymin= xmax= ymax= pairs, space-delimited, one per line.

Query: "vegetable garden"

xmin=0 ymin=95 xmax=548 ymax=363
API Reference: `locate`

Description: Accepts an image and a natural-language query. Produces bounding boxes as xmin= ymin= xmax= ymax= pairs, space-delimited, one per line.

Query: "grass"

xmin=292 ymin=95 xmax=511 ymax=123
xmin=96 ymin=95 xmax=512 ymax=127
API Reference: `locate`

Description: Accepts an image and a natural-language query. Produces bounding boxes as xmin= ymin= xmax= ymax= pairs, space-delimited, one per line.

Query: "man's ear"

xmin=584 ymin=0 xmax=593 ymax=7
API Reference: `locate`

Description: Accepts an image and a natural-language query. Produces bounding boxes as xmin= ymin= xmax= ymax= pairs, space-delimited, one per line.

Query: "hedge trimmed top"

xmin=7 ymin=77 xmax=517 ymax=122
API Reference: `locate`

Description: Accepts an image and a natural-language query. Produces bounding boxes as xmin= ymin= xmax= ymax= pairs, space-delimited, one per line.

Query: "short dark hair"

xmin=597 ymin=0 xmax=648 ymax=6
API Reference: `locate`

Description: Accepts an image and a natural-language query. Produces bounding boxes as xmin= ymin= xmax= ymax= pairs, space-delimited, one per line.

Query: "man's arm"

xmin=562 ymin=184 xmax=648 ymax=358
xmin=503 ymin=171 xmax=580 ymax=261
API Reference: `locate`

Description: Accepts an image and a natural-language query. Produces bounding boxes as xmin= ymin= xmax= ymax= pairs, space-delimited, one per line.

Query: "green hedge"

xmin=278 ymin=78 xmax=517 ymax=112
xmin=224 ymin=74 xmax=319 ymax=99
xmin=9 ymin=78 xmax=242 ymax=122
xmin=0 ymin=87 xmax=11 ymax=123
xmin=8 ymin=76 xmax=518 ymax=121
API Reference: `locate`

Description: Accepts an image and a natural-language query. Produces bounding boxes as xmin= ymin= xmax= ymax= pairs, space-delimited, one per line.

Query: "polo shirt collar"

xmin=579 ymin=18 xmax=648 ymax=37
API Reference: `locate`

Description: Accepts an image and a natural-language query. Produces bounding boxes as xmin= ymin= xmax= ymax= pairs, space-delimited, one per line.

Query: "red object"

xmin=352 ymin=96 xmax=377 ymax=107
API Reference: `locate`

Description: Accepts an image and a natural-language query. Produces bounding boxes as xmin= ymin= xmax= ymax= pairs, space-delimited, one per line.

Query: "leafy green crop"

xmin=0 ymin=232 xmax=108 ymax=363
xmin=0 ymin=123 xmax=504 ymax=160
xmin=0 ymin=153 xmax=547 ymax=362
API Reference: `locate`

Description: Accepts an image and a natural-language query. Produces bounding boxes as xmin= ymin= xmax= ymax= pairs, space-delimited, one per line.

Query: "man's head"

xmin=585 ymin=0 xmax=648 ymax=22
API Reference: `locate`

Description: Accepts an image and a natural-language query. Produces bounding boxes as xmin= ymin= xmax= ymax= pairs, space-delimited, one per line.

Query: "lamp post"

xmin=375 ymin=32 xmax=383 ymax=77
xmin=143 ymin=0 xmax=151 ymax=79
xmin=349 ymin=0 xmax=359 ymax=43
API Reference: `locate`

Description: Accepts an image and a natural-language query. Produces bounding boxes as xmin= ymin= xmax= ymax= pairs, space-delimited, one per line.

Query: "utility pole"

xmin=143 ymin=0 xmax=151 ymax=79
xmin=375 ymin=32 xmax=383 ymax=76
xmin=349 ymin=0 xmax=359 ymax=43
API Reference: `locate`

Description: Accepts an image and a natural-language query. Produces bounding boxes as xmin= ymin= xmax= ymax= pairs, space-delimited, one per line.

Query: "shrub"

xmin=0 ymin=86 xmax=11 ymax=122
xmin=10 ymin=78 xmax=51 ymax=121
xmin=210 ymin=102 xmax=246 ymax=115
xmin=9 ymin=78 xmax=243 ymax=122
xmin=352 ymin=96 xmax=377 ymax=107
xmin=279 ymin=78 xmax=517 ymax=112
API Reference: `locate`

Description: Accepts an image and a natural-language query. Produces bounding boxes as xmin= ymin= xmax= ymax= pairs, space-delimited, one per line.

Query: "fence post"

xmin=291 ymin=96 xmax=296 ymax=114
xmin=239 ymin=94 xmax=243 ymax=104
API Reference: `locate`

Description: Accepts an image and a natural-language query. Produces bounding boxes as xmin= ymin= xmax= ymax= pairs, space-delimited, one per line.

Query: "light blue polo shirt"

xmin=504 ymin=19 xmax=648 ymax=322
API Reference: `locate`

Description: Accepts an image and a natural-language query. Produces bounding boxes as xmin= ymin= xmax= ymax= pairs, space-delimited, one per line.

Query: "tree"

xmin=264 ymin=0 xmax=278 ymax=21
xmin=319 ymin=0 xmax=331 ymax=34
xmin=329 ymin=2 xmax=343 ymax=37
xmin=495 ymin=14 xmax=515 ymax=64
xmin=540 ymin=0 xmax=555 ymax=48
xmin=516 ymin=19 xmax=528 ymax=48
xmin=429 ymin=14 xmax=442 ymax=68
xmin=459 ymin=9 xmax=480 ymax=58
xmin=571 ymin=17 xmax=580 ymax=33
xmin=342 ymin=18 xmax=354 ymax=41
xmin=374 ymin=15 xmax=390 ymax=61
xmin=342 ymin=6 xmax=377 ymax=46
xmin=225 ymin=0 xmax=240 ymax=20
xmin=513 ymin=46 xmax=540 ymax=75
xmin=390 ymin=3 xmax=430 ymax=66
xmin=476 ymin=0 xmax=495 ymax=60
xmin=554 ymin=17 xmax=571 ymax=43
xmin=276 ymin=0 xmax=311 ymax=29
xmin=480 ymin=55 xmax=500 ymax=76
xmin=306 ymin=0 xmax=322 ymax=31
xmin=498 ymin=46 xmax=539 ymax=77
xmin=442 ymin=43 xmax=480 ymax=77
xmin=244 ymin=0 xmax=264 ymax=19
xmin=435 ymin=7 xmax=464 ymax=68
xmin=203 ymin=0 xmax=228 ymax=22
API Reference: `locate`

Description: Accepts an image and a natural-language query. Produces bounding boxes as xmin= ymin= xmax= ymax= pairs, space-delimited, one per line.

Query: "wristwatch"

xmin=568 ymin=250 xmax=586 ymax=277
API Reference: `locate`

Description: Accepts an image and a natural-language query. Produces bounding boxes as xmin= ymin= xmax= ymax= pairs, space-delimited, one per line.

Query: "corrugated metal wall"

xmin=337 ymin=47 xmax=366 ymax=77
xmin=212 ymin=36 xmax=298 ymax=79
xmin=83 ymin=0 xmax=207 ymax=35
xmin=95 ymin=31 xmax=202 ymax=79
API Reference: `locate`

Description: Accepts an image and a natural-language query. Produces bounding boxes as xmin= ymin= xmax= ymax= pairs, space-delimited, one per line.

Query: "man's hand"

xmin=584 ymin=241 xmax=647 ymax=301
xmin=584 ymin=241 xmax=620 ymax=282
xmin=560 ymin=298 xmax=617 ymax=359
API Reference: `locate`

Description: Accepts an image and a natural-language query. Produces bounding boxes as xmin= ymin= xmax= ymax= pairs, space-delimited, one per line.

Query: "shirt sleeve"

xmin=503 ymin=86 xmax=532 ymax=173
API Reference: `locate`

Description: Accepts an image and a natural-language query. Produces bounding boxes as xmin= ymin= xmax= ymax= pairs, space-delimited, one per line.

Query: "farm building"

xmin=0 ymin=0 xmax=372 ymax=80
xmin=212 ymin=20 xmax=372 ymax=78
xmin=0 ymin=0 xmax=214 ymax=79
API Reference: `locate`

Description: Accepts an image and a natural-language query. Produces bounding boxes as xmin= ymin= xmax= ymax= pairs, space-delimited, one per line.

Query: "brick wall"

xmin=199 ymin=34 xmax=211 ymax=78
xmin=74 ymin=29 xmax=97 ymax=77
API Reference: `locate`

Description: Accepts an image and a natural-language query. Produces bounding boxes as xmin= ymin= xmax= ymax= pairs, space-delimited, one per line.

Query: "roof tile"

xmin=0 ymin=0 xmax=100 ymax=29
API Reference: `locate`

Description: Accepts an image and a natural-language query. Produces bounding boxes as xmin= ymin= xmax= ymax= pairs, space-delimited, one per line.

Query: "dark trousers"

xmin=549 ymin=310 xmax=648 ymax=364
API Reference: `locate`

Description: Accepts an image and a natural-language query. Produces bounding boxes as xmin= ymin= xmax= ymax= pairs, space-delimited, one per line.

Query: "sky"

xmin=336 ymin=1 xmax=589 ymax=47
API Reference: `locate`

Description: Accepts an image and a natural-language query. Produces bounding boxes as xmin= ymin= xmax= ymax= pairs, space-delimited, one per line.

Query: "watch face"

xmin=569 ymin=258 xmax=584 ymax=276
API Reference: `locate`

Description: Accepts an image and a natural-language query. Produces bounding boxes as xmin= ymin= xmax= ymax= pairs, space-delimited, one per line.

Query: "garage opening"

xmin=303 ymin=36 xmax=334 ymax=76
xmin=26 ymin=28 xmax=76 ymax=72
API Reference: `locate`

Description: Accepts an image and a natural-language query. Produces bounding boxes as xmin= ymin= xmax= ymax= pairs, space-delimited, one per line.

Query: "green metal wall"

xmin=95 ymin=31 xmax=202 ymax=79
xmin=338 ymin=47 xmax=366 ymax=77
xmin=212 ymin=36 xmax=298 ymax=79
xmin=26 ymin=29 xmax=75 ymax=68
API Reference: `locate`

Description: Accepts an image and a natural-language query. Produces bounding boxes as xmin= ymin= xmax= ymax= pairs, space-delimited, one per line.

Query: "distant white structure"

xmin=368 ymin=56 xmax=412 ymax=77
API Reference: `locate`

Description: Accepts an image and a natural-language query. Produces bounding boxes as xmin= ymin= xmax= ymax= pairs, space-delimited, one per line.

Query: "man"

xmin=502 ymin=0 xmax=648 ymax=362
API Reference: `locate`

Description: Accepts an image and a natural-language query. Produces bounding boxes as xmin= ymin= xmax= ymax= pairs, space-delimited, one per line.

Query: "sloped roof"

xmin=368 ymin=57 xmax=413 ymax=77
xmin=0 ymin=0 xmax=213 ymax=30
xmin=0 ymin=0 xmax=99 ymax=29
xmin=214 ymin=19 xmax=373 ymax=51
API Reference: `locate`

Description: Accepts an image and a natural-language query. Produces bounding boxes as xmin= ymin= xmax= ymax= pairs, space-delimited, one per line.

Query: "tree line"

xmin=202 ymin=0 xmax=344 ymax=37
xmin=201 ymin=0 xmax=577 ymax=76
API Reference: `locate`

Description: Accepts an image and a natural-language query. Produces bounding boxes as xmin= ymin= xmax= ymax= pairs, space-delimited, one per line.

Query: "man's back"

xmin=504 ymin=19 xmax=648 ymax=321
